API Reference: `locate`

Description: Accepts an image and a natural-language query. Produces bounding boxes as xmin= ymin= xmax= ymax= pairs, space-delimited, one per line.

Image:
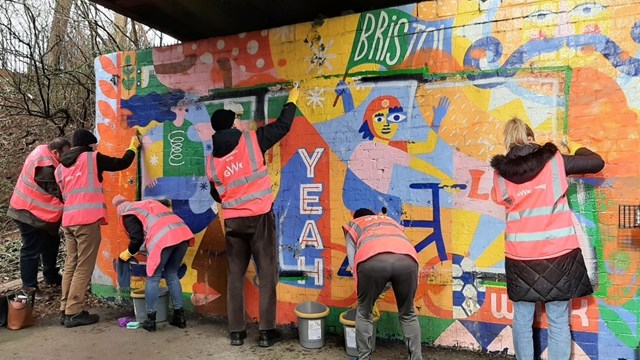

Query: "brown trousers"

xmin=59 ymin=222 xmax=102 ymax=315
xmin=224 ymin=210 xmax=278 ymax=332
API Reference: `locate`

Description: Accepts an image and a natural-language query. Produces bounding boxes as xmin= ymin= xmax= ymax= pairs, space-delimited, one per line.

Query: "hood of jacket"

xmin=212 ymin=128 xmax=242 ymax=158
xmin=59 ymin=146 xmax=93 ymax=167
xmin=490 ymin=142 xmax=558 ymax=184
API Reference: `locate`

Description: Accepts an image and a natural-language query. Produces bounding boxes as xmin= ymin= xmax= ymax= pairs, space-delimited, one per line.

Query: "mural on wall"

xmin=94 ymin=0 xmax=640 ymax=358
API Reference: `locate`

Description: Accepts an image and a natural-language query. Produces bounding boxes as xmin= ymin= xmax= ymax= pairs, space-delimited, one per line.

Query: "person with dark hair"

xmin=343 ymin=208 xmax=422 ymax=360
xmin=490 ymin=117 xmax=605 ymax=359
xmin=8 ymin=137 xmax=71 ymax=291
xmin=206 ymin=85 xmax=299 ymax=347
xmin=55 ymin=128 xmax=140 ymax=328
xmin=113 ymin=195 xmax=194 ymax=332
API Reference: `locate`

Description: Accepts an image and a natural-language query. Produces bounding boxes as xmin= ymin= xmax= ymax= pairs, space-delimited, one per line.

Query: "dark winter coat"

xmin=491 ymin=142 xmax=604 ymax=302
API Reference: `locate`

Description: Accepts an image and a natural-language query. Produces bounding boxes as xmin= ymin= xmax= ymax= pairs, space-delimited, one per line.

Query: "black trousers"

xmin=15 ymin=220 xmax=61 ymax=288
xmin=224 ymin=210 xmax=278 ymax=332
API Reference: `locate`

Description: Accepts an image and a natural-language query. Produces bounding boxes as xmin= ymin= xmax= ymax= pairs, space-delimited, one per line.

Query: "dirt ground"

xmin=1 ymin=303 xmax=514 ymax=360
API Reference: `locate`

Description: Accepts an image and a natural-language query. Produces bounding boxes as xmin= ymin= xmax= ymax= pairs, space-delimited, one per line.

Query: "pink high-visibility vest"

xmin=343 ymin=215 xmax=418 ymax=287
xmin=492 ymin=151 xmax=580 ymax=260
xmin=119 ymin=200 xmax=194 ymax=276
xmin=207 ymin=131 xmax=274 ymax=219
xmin=10 ymin=145 xmax=64 ymax=223
xmin=55 ymin=152 xmax=107 ymax=227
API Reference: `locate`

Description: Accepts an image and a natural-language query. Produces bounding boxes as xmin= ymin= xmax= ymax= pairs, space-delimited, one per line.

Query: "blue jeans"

xmin=145 ymin=241 xmax=188 ymax=313
xmin=512 ymin=300 xmax=571 ymax=360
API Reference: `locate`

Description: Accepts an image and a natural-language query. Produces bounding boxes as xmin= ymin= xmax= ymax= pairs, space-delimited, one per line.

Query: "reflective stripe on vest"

xmin=495 ymin=151 xmax=579 ymax=259
xmin=55 ymin=152 xmax=107 ymax=226
xmin=10 ymin=145 xmax=64 ymax=222
xmin=343 ymin=215 xmax=418 ymax=289
xmin=207 ymin=131 xmax=274 ymax=218
xmin=351 ymin=220 xmax=409 ymax=252
xmin=120 ymin=200 xmax=194 ymax=276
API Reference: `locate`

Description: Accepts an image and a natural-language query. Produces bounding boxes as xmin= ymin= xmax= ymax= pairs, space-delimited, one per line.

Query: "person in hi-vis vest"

xmin=491 ymin=118 xmax=604 ymax=360
xmin=55 ymin=128 xmax=140 ymax=328
xmin=343 ymin=208 xmax=422 ymax=360
xmin=207 ymin=85 xmax=299 ymax=347
xmin=114 ymin=195 xmax=194 ymax=332
xmin=8 ymin=137 xmax=71 ymax=290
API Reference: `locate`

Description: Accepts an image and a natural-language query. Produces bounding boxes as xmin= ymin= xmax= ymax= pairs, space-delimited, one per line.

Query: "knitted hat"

xmin=210 ymin=109 xmax=236 ymax=131
xmin=72 ymin=128 xmax=98 ymax=147
xmin=353 ymin=208 xmax=375 ymax=219
xmin=112 ymin=195 xmax=130 ymax=215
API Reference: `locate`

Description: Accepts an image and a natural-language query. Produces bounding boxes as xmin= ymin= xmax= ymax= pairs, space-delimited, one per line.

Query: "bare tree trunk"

xmin=135 ymin=22 xmax=150 ymax=48
xmin=114 ymin=14 xmax=128 ymax=48
xmin=47 ymin=0 xmax=74 ymax=69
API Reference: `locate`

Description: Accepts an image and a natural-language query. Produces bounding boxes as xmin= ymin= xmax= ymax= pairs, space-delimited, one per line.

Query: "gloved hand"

xmin=119 ymin=249 xmax=134 ymax=262
xmin=372 ymin=303 xmax=380 ymax=319
xmin=287 ymin=84 xmax=300 ymax=105
xmin=127 ymin=135 xmax=141 ymax=153
xmin=565 ymin=140 xmax=585 ymax=155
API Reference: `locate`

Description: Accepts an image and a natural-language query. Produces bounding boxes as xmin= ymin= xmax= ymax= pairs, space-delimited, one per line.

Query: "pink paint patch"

xmin=583 ymin=24 xmax=601 ymax=34
xmin=190 ymin=282 xmax=221 ymax=306
xmin=530 ymin=30 xmax=548 ymax=40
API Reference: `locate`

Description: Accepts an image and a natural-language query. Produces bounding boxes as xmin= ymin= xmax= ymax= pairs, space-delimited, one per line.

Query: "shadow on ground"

xmin=1 ymin=302 xmax=514 ymax=360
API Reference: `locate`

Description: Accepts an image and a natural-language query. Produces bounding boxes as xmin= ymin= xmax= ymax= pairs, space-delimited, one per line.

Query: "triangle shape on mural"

xmin=434 ymin=320 xmax=478 ymax=349
xmin=459 ymin=320 xmax=509 ymax=350
xmin=485 ymin=324 xmax=513 ymax=356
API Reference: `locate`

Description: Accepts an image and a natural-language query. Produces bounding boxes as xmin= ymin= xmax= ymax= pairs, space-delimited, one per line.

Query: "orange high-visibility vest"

xmin=119 ymin=200 xmax=194 ymax=276
xmin=10 ymin=145 xmax=64 ymax=223
xmin=55 ymin=152 xmax=107 ymax=227
xmin=207 ymin=131 xmax=274 ymax=219
xmin=343 ymin=215 xmax=418 ymax=286
xmin=492 ymin=151 xmax=580 ymax=260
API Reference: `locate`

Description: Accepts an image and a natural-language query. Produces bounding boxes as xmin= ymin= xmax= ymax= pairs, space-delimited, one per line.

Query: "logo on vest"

xmin=224 ymin=161 xmax=243 ymax=177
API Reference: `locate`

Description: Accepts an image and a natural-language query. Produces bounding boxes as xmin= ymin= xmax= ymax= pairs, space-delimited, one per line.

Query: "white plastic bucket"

xmin=294 ymin=301 xmax=330 ymax=349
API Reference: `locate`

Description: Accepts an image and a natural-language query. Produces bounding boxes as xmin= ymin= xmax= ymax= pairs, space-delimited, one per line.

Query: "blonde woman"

xmin=490 ymin=118 xmax=604 ymax=360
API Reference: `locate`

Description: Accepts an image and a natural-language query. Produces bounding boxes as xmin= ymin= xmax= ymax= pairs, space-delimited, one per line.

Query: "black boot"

xmin=169 ymin=307 xmax=186 ymax=328
xmin=142 ymin=311 xmax=156 ymax=332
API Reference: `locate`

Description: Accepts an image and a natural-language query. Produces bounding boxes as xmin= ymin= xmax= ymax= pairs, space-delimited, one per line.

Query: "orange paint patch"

xmin=399 ymin=49 xmax=464 ymax=73
xmin=620 ymin=51 xmax=631 ymax=61
xmin=470 ymin=48 xmax=487 ymax=60
xmin=278 ymin=58 xmax=287 ymax=67
xmin=191 ymin=282 xmax=222 ymax=306
xmin=580 ymin=45 xmax=596 ymax=56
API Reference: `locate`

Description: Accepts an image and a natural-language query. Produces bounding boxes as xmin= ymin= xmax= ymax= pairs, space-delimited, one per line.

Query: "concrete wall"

xmin=93 ymin=1 xmax=640 ymax=358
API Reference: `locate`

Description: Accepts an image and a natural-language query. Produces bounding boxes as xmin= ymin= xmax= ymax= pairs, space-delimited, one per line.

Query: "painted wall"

xmin=93 ymin=1 xmax=640 ymax=358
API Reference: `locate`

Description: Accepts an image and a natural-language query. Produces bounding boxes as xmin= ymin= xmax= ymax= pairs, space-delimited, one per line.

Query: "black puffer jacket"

xmin=490 ymin=142 xmax=604 ymax=302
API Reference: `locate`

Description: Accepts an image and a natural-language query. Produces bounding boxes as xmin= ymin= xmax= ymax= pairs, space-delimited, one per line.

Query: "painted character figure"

xmin=335 ymin=80 xmax=453 ymax=221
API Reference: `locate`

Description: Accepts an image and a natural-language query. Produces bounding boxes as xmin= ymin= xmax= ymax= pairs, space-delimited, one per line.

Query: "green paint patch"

xmin=91 ymin=284 xmax=194 ymax=312
xmin=611 ymin=251 xmax=632 ymax=272
xmin=600 ymin=302 xmax=638 ymax=348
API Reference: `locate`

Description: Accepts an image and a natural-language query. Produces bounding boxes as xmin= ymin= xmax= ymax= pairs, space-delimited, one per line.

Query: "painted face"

xmin=364 ymin=96 xmax=406 ymax=141
xmin=370 ymin=107 xmax=407 ymax=140
xmin=519 ymin=0 xmax=609 ymax=42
